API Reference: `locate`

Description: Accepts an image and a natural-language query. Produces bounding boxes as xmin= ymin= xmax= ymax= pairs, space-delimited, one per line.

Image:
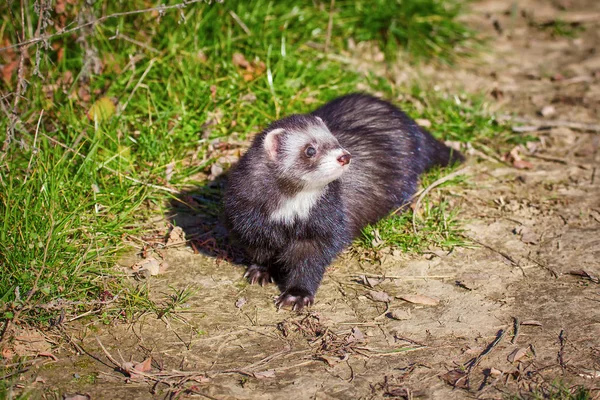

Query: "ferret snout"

xmin=337 ymin=152 xmax=351 ymax=166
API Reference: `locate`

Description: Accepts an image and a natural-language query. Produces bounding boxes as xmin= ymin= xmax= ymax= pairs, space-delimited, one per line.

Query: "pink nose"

xmin=337 ymin=152 xmax=351 ymax=166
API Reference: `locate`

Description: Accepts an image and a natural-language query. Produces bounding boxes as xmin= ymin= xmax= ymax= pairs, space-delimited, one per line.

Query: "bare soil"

xmin=16 ymin=0 xmax=600 ymax=398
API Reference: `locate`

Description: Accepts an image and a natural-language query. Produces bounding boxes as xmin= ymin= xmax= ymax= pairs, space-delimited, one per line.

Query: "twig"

xmin=109 ymin=32 xmax=160 ymax=53
xmin=412 ymin=167 xmax=470 ymax=234
xmin=24 ymin=109 xmax=43 ymax=183
xmin=351 ymin=273 xmax=454 ymax=280
xmin=504 ymin=116 xmax=600 ymax=134
xmin=557 ymin=329 xmax=567 ymax=372
xmin=96 ymin=337 xmax=122 ymax=368
xmin=0 ymin=0 xmax=210 ymax=53
xmin=511 ymin=316 xmax=520 ymax=344
xmin=462 ymin=234 xmax=519 ymax=267
xmin=324 ymin=0 xmax=335 ymax=52
xmin=527 ymin=153 xmax=568 ymax=164
xmin=229 ymin=11 xmax=251 ymax=35
xmin=466 ymin=328 xmax=508 ymax=373
xmin=120 ymin=58 xmax=156 ymax=114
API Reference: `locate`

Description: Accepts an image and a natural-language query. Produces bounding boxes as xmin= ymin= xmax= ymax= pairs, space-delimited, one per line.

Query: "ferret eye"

xmin=305 ymin=146 xmax=317 ymax=157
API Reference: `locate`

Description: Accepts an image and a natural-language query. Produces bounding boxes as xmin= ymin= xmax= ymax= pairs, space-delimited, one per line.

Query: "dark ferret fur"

xmin=224 ymin=93 xmax=463 ymax=310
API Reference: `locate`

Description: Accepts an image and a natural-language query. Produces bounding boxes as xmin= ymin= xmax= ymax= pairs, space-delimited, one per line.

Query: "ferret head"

xmin=262 ymin=115 xmax=351 ymax=191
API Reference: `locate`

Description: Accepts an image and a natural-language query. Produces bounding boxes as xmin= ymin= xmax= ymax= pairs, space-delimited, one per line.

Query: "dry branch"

xmin=0 ymin=0 xmax=214 ymax=53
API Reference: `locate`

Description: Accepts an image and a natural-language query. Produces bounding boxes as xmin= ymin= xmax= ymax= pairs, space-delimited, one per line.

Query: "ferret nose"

xmin=337 ymin=152 xmax=351 ymax=166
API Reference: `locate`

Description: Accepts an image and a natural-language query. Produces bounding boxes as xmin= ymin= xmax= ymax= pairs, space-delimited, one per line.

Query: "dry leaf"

xmin=1 ymin=346 xmax=15 ymax=359
xmin=131 ymin=258 xmax=161 ymax=276
xmin=55 ymin=0 xmax=66 ymax=14
xmin=232 ymin=52 xmax=251 ymax=69
xmin=360 ymin=275 xmax=381 ymax=288
xmin=514 ymin=226 xmax=539 ymax=244
xmin=166 ymin=226 xmax=186 ymax=246
xmin=165 ymin=162 xmax=175 ymax=183
xmin=367 ymin=290 xmax=392 ymax=303
xmin=505 ymin=146 xmax=534 ymax=170
xmin=441 ymin=369 xmax=469 ymax=389
xmin=319 ymin=354 xmax=348 ymax=366
xmin=253 ymin=369 xmax=276 ymax=379
xmin=387 ymin=309 xmax=412 ymax=320
xmin=489 ymin=367 xmax=503 ymax=377
xmin=539 ymin=105 xmax=556 ymax=118
xmin=397 ymin=294 xmax=439 ymax=306
xmin=349 ymin=327 xmax=365 ymax=342
xmin=520 ymin=320 xmax=543 ymax=326
xmin=569 ymin=270 xmax=599 ymax=283
xmin=87 ymin=97 xmax=116 ymax=122
xmin=1 ymin=60 xmax=18 ymax=84
xmin=235 ymin=297 xmax=247 ymax=308
xmin=507 ymin=347 xmax=529 ymax=363
xmin=209 ymin=163 xmax=224 ymax=180
xmin=415 ymin=118 xmax=432 ymax=128
xmin=63 ymin=395 xmax=91 ymax=400
xmin=134 ymin=357 xmax=152 ymax=373
xmin=513 ymin=159 xmax=534 ymax=169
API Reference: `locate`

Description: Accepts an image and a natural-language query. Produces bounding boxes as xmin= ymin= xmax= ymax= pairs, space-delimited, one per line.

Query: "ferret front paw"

xmin=244 ymin=264 xmax=273 ymax=286
xmin=276 ymin=289 xmax=315 ymax=311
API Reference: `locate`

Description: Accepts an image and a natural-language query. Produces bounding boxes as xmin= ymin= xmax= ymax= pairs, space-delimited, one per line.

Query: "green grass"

xmin=360 ymin=164 xmax=469 ymax=254
xmin=0 ymin=0 xmax=518 ymax=327
xmin=511 ymin=381 xmax=592 ymax=400
xmin=339 ymin=0 xmax=477 ymax=62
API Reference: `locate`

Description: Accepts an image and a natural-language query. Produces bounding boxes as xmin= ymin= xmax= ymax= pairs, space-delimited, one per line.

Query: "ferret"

xmin=224 ymin=93 xmax=463 ymax=310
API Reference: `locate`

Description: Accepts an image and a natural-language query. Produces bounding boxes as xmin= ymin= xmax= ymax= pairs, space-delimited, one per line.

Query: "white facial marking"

xmin=269 ymin=188 xmax=324 ymax=224
xmin=301 ymin=148 xmax=349 ymax=189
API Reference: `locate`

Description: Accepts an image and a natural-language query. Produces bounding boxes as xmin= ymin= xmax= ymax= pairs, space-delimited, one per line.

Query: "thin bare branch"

xmin=0 ymin=0 xmax=212 ymax=53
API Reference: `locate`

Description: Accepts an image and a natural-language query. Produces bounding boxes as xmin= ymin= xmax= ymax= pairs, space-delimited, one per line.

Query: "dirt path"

xmin=34 ymin=0 xmax=599 ymax=398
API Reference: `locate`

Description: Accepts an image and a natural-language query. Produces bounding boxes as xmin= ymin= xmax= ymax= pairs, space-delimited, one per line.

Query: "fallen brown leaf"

xmin=569 ymin=269 xmax=599 ymax=283
xmin=441 ymin=369 xmax=469 ymax=389
xmin=166 ymin=226 xmax=186 ymax=246
xmin=253 ymin=369 xmax=276 ymax=379
xmin=397 ymin=294 xmax=439 ymax=306
xmin=235 ymin=297 xmax=247 ymax=309
xmin=367 ymin=290 xmax=392 ymax=303
xmin=521 ymin=320 xmax=543 ymax=326
xmin=134 ymin=357 xmax=152 ymax=373
xmin=63 ymin=395 xmax=91 ymax=400
xmin=131 ymin=258 xmax=161 ymax=276
xmin=387 ymin=309 xmax=412 ymax=320
xmin=507 ymin=347 xmax=529 ymax=363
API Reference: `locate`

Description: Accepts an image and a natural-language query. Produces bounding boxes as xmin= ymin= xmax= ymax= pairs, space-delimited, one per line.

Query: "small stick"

xmin=413 ymin=167 xmax=470 ymax=234
xmin=96 ymin=337 xmax=122 ymax=368
xmin=558 ymin=329 xmax=567 ymax=371
xmin=229 ymin=11 xmax=251 ymax=35
xmin=0 ymin=0 xmax=209 ymax=52
xmin=466 ymin=328 xmax=508 ymax=373
xmin=462 ymin=235 xmax=519 ymax=267
xmin=504 ymin=116 xmax=600 ymax=133
xmin=511 ymin=316 xmax=520 ymax=344
xmin=24 ymin=109 xmax=44 ymax=183
xmin=324 ymin=0 xmax=335 ymax=53
xmin=120 ymin=58 xmax=156 ymax=113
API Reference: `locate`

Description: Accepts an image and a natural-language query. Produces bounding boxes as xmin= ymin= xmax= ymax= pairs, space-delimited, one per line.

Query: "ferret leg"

xmin=275 ymin=251 xmax=330 ymax=311
xmin=244 ymin=264 xmax=274 ymax=286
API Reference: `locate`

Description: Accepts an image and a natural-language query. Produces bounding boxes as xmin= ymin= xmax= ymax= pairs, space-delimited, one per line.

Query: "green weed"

xmin=0 ymin=0 xmax=508 ymax=326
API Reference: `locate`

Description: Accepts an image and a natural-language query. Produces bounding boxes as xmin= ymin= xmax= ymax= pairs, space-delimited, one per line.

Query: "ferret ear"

xmin=263 ymin=128 xmax=285 ymax=161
